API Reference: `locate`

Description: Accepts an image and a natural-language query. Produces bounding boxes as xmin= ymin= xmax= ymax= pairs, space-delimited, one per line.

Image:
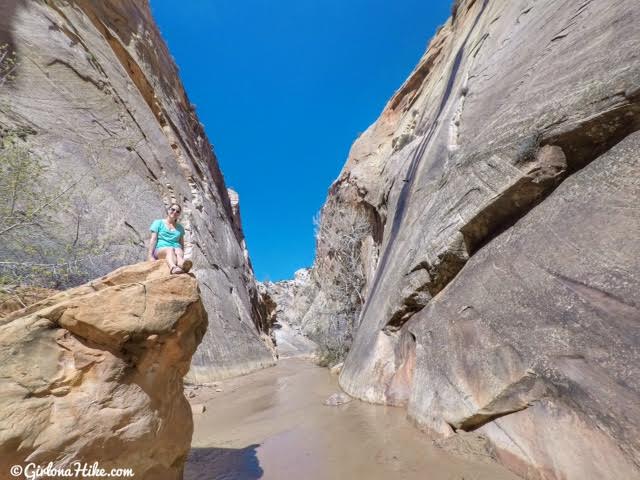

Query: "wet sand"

xmin=186 ymin=358 xmax=521 ymax=480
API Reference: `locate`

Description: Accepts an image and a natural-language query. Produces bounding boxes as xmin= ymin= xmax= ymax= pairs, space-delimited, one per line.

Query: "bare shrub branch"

xmin=0 ymin=44 xmax=17 ymax=88
xmin=311 ymin=204 xmax=373 ymax=365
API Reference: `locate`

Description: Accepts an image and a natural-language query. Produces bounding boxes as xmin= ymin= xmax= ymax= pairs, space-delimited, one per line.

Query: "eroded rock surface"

xmin=284 ymin=1 xmax=640 ymax=478
xmin=260 ymin=271 xmax=319 ymax=359
xmin=405 ymin=133 xmax=640 ymax=479
xmin=0 ymin=261 xmax=208 ymax=479
xmin=0 ymin=285 xmax=58 ymax=318
xmin=0 ymin=0 xmax=274 ymax=381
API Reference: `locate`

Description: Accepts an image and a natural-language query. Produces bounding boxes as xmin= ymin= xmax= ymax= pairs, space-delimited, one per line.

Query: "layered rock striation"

xmin=0 ymin=0 xmax=275 ymax=380
xmin=283 ymin=0 xmax=640 ymax=478
xmin=0 ymin=261 xmax=207 ymax=479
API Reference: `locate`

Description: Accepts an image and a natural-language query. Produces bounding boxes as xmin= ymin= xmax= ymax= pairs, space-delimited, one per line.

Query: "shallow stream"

xmin=186 ymin=358 xmax=520 ymax=480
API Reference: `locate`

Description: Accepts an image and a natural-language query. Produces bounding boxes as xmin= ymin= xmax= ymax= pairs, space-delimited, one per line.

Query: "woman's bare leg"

xmin=174 ymin=248 xmax=193 ymax=272
xmin=156 ymin=248 xmax=181 ymax=272
xmin=175 ymin=248 xmax=185 ymax=268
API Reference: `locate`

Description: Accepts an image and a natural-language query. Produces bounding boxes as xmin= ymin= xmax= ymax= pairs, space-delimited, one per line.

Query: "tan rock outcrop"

xmin=286 ymin=0 xmax=640 ymax=478
xmin=0 ymin=285 xmax=58 ymax=319
xmin=0 ymin=261 xmax=207 ymax=479
xmin=0 ymin=0 xmax=274 ymax=381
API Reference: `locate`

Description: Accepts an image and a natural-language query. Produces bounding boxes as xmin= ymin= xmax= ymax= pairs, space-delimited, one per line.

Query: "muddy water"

xmin=186 ymin=358 xmax=520 ymax=480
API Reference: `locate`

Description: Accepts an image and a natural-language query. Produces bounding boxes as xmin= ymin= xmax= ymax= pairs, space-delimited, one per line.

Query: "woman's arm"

xmin=148 ymin=231 xmax=158 ymax=261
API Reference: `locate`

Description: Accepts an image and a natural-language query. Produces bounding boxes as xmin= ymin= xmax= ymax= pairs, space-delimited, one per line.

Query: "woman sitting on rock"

xmin=148 ymin=203 xmax=192 ymax=274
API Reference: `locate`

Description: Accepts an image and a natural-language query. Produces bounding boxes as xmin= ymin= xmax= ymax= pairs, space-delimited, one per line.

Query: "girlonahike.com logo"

xmin=10 ymin=462 xmax=134 ymax=479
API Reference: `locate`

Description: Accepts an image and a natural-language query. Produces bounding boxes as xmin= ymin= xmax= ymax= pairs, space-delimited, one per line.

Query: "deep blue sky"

xmin=150 ymin=0 xmax=452 ymax=281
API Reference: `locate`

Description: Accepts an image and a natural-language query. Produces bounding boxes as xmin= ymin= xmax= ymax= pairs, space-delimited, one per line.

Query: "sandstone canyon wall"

xmin=0 ymin=0 xmax=275 ymax=381
xmin=286 ymin=1 xmax=640 ymax=478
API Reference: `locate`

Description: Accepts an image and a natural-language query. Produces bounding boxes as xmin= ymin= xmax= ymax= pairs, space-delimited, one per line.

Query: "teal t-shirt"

xmin=150 ymin=219 xmax=185 ymax=249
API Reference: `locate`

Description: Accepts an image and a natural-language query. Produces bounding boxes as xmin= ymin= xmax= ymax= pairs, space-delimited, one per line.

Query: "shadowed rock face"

xmin=286 ymin=0 xmax=640 ymax=478
xmin=0 ymin=261 xmax=208 ymax=479
xmin=0 ymin=0 xmax=275 ymax=380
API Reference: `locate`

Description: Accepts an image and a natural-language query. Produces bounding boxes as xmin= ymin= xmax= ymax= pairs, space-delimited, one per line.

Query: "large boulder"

xmin=0 ymin=261 xmax=207 ymax=479
xmin=0 ymin=285 xmax=58 ymax=319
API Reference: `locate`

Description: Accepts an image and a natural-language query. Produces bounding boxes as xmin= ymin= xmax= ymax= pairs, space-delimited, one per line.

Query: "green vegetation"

xmin=0 ymin=133 xmax=95 ymax=287
xmin=0 ymin=44 xmax=144 ymax=289
xmin=0 ymin=44 xmax=96 ymax=287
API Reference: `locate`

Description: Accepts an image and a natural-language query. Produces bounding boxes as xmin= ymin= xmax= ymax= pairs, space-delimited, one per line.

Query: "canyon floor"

xmin=185 ymin=358 xmax=521 ymax=480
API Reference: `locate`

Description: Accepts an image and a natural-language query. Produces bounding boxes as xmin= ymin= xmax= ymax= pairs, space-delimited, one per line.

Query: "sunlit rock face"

xmin=304 ymin=0 xmax=640 ymax=478
xmin=0 ymin=0 xmax=275 ymax=380
xmin=260 ymin=270 xmax=319 ymax=359
xmin=0 ymin=261 xmax=207 ymax=479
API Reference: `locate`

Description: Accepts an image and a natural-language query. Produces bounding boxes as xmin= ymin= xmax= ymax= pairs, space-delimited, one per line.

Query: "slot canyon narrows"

xmin=0 ymin=1 xmax=639 ymax=480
